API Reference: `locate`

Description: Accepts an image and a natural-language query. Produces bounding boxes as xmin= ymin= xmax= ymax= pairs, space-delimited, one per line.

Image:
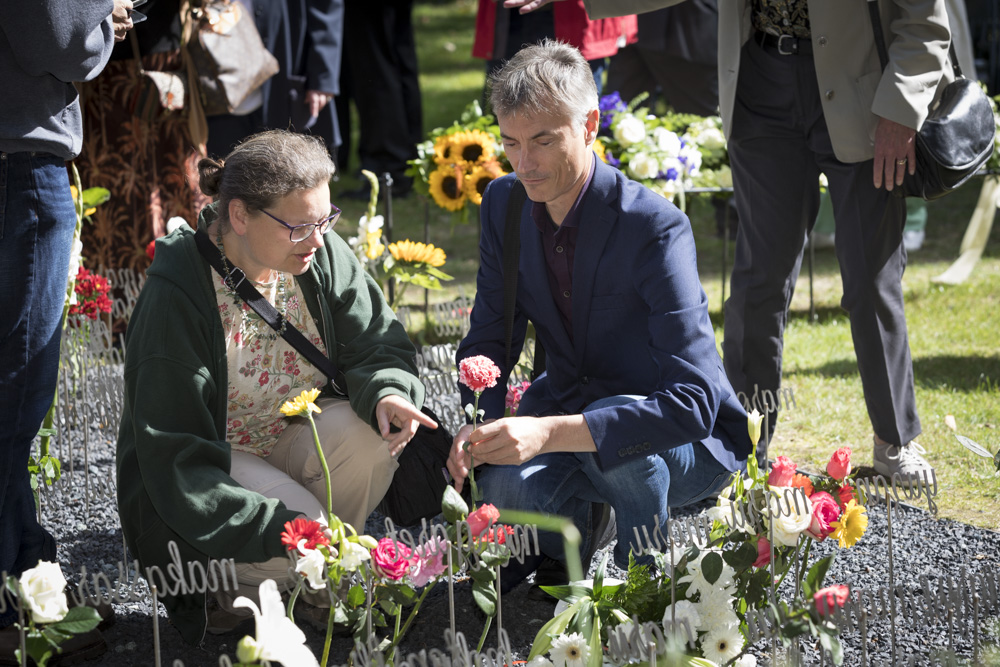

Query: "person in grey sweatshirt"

xmin=0 ymin=0 xmax=132 ymax=648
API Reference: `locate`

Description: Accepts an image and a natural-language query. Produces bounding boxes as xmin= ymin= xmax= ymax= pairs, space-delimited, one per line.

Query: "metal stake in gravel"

xmin=151 ymin=583 xmax=161 ymax=667
xmin=16 ymin=595 xmax=25 ymax=667
xmin=859 ymin=592 xmax=868 ymax=665
xmin=884 ymin=477 xmax=897 ymax=667
xmin=447 ymin=544 xmax=456 ymax=640
xmin=974 ymin=592 xmax=981 ymax=663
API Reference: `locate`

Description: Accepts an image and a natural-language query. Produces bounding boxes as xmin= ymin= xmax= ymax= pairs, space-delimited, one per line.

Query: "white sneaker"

xmin=872 ymin=439 xmax=935 ymax=487
xmin=903 ymin=229 xmax=925 ymax=252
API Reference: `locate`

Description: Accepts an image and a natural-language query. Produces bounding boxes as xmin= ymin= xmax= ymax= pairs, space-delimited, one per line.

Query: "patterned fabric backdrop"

xmin=77 ymin=51 xmax=210 ymax=273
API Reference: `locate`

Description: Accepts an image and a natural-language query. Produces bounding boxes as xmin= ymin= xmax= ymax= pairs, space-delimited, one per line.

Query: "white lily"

xmin=233 ymin=579 xmax=319 ymax=667
xmin=295 ymin=542 xmax=329 ymax=591
xmin=339 ymin=540 xmax=371 ymax=571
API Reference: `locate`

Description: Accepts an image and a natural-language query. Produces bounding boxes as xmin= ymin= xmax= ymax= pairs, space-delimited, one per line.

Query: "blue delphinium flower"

xmin=598 ymin=92 xmax=627 ymax=129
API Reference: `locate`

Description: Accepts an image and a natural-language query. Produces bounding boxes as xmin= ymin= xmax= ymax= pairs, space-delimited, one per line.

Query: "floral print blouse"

xmin=215 ymin=271 xmax=327 ymax=457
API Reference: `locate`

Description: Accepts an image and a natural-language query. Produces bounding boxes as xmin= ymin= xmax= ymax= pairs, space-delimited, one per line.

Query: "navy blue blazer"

xmin=457 ymin=157 xmax=751 ymax=473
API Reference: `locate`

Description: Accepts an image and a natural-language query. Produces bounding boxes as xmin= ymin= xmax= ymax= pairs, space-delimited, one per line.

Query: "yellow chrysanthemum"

xmin=447 ymin=129 xmax=495 ymax=167
xmin=592 ymin=138 xmax=610 ymax=163
xmin=464 ymin=162 xmax=506 ymax=206
xmin=428 ymin=165 xmax=466 ymax=211
xmin=280 ymin=388 xmax=323 ymax=417
xmin=388 ymin=240 xmax=447 ymax=267
xmin=365 ymin=230 xmax=385 ymax=260
xmin=830 ymin=500 xmax=868 ymax=548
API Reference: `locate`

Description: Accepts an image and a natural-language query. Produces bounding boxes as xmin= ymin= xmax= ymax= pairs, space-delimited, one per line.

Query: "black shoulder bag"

xmin=867 ymin=0 xmax=995 ymax=200
xmin=195 ymin=229 xmax=455 ymax=526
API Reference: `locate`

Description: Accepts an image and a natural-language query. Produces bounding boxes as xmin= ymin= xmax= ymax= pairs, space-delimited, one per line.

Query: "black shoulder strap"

xmin=503 ymin=180 xmax=527 ymax=372
xmin=194 ymin=229 xmax=347 ymax=397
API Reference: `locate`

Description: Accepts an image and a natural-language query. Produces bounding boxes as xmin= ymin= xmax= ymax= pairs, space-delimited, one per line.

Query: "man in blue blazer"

xmin=447 ymin=40 xmax=752 ymax=582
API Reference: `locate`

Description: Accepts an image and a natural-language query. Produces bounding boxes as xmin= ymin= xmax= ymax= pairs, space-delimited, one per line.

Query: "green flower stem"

xmin=287 ymin=579 xmax=303 ymax=625
xmin=475 ymin=605 xmax=493 ymax=653
xmin=794 ymin=538 xmax=813 ymax=597
xmin=321 ymin=599 xmax=335 ymax=667
xmin=306 ymin=412 xmax=333 ymax=518
xmin=386 ymin=582 xmax=435 ymax=659
xmin=773 ymin=536 xmax=806 ymax=591
xmin=465 ymin=392 xmax=483 ymax=505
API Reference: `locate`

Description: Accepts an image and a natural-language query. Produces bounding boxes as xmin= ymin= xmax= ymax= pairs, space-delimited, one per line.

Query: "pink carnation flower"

xmin=409 ymin=536 xmax=449 ymax=587
xmin=371 ymin=537 xmax=414 ymax=581
xmin=459 ymin=355 xmax=501 ymax=394
xmin=767 ymin=455 xmax=797 ymax=487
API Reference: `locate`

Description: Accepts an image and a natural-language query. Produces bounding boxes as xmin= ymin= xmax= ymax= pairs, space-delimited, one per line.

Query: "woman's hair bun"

xmin=198 ymin=157 xmax=225 ymax=197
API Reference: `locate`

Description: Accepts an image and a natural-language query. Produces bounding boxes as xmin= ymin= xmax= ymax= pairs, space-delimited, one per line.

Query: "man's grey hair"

xmin=489 ymin=39 xmax=599 ymax=126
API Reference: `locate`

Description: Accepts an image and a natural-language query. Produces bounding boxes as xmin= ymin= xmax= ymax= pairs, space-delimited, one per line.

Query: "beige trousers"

xmin=226 ymin=397 xmax=397 ymax=596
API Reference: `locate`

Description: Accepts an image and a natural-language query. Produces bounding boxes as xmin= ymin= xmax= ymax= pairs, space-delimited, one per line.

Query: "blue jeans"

xmin=0 ymin=152 xmax=74 ymax=626
xmin=479 ymin=396 xmax=733 ymax=570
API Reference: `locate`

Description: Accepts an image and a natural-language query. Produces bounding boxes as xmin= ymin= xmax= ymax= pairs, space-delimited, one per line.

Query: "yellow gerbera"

xmin=279 ymin=388 xmax=323 ymax=417
xmin=592 ymin=138 xmax=610 ymax=164
xmin=830 ymin=499 xmax=868 ymax=548
xmin=464 ymin=163 xmax=506 ymax=206
xmin=388 ymin=240 xmax=447 ymax=267
xmin=428 ymin=165 xmax=466 ymax=211
xmin=448 ymin=129 xmax=495 ymax=167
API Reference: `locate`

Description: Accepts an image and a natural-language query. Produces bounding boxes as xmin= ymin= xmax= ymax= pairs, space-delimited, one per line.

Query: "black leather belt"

xmin=756 ymin=30 xmax=813 ymax=56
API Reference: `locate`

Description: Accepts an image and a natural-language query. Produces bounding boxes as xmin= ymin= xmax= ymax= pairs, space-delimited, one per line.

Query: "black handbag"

xmin=867 ymin=0 xmax=995 ymax=200
xmin=194 ymin=229 xmax=457 ymax=526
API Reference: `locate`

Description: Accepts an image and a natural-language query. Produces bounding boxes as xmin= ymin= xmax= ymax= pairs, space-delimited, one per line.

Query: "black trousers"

xmin=343 ymin=0 xmax=422 ymax=179
xmin=723 ymin=38 xmax=920 ymax=453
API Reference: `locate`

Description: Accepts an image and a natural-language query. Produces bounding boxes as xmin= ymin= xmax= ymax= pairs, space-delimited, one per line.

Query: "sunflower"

xmin=447 ymin=129 xmax=495 ymax=167
xmin=428 ymin=165 xmax=466 ymax=211
xmin=388 ymin=240 xmax=447 ymax=267
xmin=829 ymin=499 xmax=868 ymax=548
xmin=592 ymin=137 xmax=610 ymax=164
xmin=433 ymin=134 xmax=460 ymax=165
xmin=464 ymin=161 xmax=506 ymax=206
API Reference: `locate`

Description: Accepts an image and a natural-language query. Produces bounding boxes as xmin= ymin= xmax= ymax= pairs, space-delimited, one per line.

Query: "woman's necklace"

xmin=216 ymin=232 xmax=289 ymax=341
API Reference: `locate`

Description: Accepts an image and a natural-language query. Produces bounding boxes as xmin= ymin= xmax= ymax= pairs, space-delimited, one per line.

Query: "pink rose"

xmin=505 ymin=381 xmax=532 ymax=416
xmin=814 ymin=584 xmax=850 ymax=616
xmin=459 ymin=356 xmax=501 ymax=394
xmin=805 ymin=492 xmax=842 ymax=541
xmin=826 ymin=447 xmax=852 ymax=481
xmin=466 ymin=503 xmax=500 ymax=538
xmin=767 ymin=456 xmax=797 ymax=487
xmin=752 ymin=535 xmax=771 ymax=568
xmin=837 ymin=484 xmax=856 ymax=508
xmin=371 ymin=537 xmax=413 ymax=581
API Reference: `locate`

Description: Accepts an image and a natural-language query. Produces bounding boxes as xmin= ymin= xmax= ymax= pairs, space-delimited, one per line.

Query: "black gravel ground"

xmin=29 ymin=427 xmax=1000 ymax=666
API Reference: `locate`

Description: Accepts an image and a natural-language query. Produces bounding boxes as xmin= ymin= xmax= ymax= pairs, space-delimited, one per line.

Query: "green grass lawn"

xmin=334 ymin=0 xmax=1000 ymax=530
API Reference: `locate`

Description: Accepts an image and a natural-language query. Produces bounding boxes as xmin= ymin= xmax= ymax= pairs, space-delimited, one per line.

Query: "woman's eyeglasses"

xmin=259 ymin=204 xmax=341 ymax=243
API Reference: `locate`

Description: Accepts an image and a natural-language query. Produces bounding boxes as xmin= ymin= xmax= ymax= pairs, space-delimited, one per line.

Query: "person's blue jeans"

xmin=0 ymin=152 xmax=74 ymax=627
xmin=478 ymin=395 xmax=734 ymax=570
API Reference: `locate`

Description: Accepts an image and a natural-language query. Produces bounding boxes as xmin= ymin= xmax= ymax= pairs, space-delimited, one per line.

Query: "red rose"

xmin=837 ymin=484 xmax=856 ymax=508
xmin=280 ymin=517 xmax=330 ymax=552
xmin=146 ymin=239 xmax=157 ymax=260
xmin=458 ymin=355 xmax=501 ymax=394
xmin=826 ymin=447 xmax=852 ymax=481
xmin=466 ymin=503 xmax=500 ymax=538
xmin=767 ymin=456 xmax=797 ymax=487
xmin=814 ymin=584 xmax=850 ymax=616
xmin=476 ymin=525 xmax=515 ymax=545
xmin=371 ymin=537 xmax=414 ymax=580
xmin=752 ymin=534 xmax=771 ymax=568
xmin=805 ymin=491 xmax=842 ymax=541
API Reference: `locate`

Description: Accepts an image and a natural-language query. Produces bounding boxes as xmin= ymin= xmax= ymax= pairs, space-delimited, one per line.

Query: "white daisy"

xmin=733 ymin=655 xmax=758 ymax=667
xmin=696 ymin=587 xmax=740 ymax=632
xmin=701 ymin=625 xmax=744 ymax=665
xmin=549 ymin=632 xmax=590 ymax=667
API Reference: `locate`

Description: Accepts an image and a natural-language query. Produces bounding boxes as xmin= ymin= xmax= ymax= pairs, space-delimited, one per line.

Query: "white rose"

xmin=653 ymin=127 xmax=681 ymax=156
xmin=629 ymin=152 xmax=660 ymax=180
xmin=295 ymin=545 xmax=329 ymax=590
xmin=614 ymin=115 xmax=646 ymax=148
xmin=767 ymin=491 xmax=813 ymax=547
xmin=339 ymin=541 xmax=371 ymax=571
xmin=19 ymin=561 xmax=69 ymax=624
xmin=697 ymin=127 xmax=726 ymax=151
xmin=717 ymin=165 xmax=733 ymax=189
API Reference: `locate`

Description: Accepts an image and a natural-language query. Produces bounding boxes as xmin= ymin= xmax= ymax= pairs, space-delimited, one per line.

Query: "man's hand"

xmin=375 ymin=395 xmax=437 ymax=458
xmin=501 ymin=0 xmax=561 ymax=13
xmin=464 ymin=417 xmax=552 ymax=466
xmin=447 ymin=422 xmax=487 ymax=494
xmin=305 ymin=90 xmax=334 ymax=119
xmin=112 ymin=0 xmax=134 ymax=41
xmin=873 ymin=116 xmax=916 ymax=191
